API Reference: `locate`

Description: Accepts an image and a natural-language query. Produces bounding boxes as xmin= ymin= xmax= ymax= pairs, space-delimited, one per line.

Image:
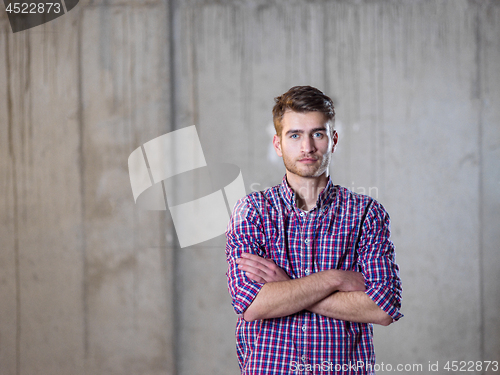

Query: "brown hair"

xmin=272 ymin=86 xmax=335 ymax=137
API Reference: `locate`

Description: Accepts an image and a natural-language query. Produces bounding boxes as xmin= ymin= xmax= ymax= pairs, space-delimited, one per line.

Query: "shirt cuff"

xmin=232 ymin=281 xmax=264 ymax=315
xmin=365 ymin=285 xmax=403 ymax=322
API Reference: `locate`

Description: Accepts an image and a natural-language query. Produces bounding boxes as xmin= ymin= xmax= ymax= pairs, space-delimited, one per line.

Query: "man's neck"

xmin=286 ymin=171 xmax=329 ymax=211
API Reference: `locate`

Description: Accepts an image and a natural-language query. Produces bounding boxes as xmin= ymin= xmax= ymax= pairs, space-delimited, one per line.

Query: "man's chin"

xmin=289 ymin=167 xmax=323 ymax=178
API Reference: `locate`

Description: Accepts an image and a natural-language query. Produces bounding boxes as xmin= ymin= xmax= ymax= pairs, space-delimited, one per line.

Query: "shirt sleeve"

xmin=225 ymin=195 xmax=267 ymax=316
xmin=357 ymin=200 xmax=403 ymax=322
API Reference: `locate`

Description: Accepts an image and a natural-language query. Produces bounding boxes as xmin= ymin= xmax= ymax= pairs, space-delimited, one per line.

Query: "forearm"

xmin=307 ymin=291 xmax=393 ymax=326
xmin=243 ymin=269 xmax=339 ymax=322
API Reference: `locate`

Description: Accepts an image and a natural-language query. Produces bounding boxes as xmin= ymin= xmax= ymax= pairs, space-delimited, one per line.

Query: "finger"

xmin=241 ymin=252 xmax=273 ymax=264
xmin=241 ymin=253 xmax=276 ymax=267
xmin=238 ymin=264 xmax=271 ymax=279
xmin=244 ymin=272 xmax=266 ymax=283
xmin=237 ymin=258 xmax=274 ymax=272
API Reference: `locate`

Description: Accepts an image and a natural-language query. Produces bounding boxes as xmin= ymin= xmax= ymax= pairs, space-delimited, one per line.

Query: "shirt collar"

xmin=279 ymin=174 xmax=337 ymax=211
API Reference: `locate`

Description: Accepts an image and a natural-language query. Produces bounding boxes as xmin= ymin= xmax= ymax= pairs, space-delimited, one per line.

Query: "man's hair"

xmin=272 ymin=86 xmax=335 ymax=137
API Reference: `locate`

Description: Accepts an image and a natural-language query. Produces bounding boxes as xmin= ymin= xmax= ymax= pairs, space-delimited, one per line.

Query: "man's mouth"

xmin=298 ymin=157 xmax=318 ymax=163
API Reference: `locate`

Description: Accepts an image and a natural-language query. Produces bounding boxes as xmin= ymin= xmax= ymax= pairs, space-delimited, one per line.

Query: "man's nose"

xmin=301 ymin=135 xmax=316 ymax=153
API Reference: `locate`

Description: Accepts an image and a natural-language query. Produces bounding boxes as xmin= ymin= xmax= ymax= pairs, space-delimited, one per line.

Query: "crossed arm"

xmin=236 ymin=253 xmax=393 ymax=326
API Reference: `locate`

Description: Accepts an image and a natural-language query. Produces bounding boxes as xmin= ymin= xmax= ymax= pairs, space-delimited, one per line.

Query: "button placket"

xmin=301 ymin=212 xmax=313 ymax=278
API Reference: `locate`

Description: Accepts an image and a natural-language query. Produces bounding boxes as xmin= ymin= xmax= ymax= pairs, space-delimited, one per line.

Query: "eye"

xmin=290 ymin=134 xmax=299 ymax=139
xmin=313 ymin=132 xmax=324 ymax=138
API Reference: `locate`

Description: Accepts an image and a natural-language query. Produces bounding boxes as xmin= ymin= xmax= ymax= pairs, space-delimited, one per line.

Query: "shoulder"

xmin=335 ymin=186 xmax=390 ymax=220
xmin=231 ymin=183 xmax=281 ymax=223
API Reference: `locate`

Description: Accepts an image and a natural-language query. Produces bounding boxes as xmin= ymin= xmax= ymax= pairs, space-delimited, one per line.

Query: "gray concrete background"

xmin=0 ymin=0 xmax=499 ymax=374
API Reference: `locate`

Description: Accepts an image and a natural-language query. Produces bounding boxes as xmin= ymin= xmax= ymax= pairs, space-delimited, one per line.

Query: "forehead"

xmin=281 ymin=110 xmax=330 ymax=131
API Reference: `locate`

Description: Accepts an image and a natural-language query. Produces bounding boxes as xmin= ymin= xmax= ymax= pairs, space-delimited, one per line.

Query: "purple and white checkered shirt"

xmin=225 ymin=175 xmax=403 ymax=375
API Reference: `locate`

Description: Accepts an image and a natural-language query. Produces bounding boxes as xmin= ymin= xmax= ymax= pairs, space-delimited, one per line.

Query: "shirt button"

xmin=302 ymin=324 xmax=306 ymax=332
xmin=300 ymin=212 xmax=304 ymax=217
xmin=301 ymin=355 xmax=306 ymax=362
xmin=305 ymin=269 xmax=310 ymax=275
xmin=304 ymin=239 xmax=309 ymax=244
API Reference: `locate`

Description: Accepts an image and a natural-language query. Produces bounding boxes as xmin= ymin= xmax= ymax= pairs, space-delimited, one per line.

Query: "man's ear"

xmin=273 ymin=134 xmax=283 ymax=157
xmin=331 ymin=131 xmax=339 ymax=152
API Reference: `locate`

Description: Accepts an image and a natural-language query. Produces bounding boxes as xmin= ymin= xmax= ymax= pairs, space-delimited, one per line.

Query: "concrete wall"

xmin=1 ymin=1 xmax=499 ymax=374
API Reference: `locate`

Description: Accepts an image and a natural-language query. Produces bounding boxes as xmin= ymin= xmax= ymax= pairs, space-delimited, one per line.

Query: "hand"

xmin=334 ymin=270 xmax=366 ymax=292
xmin=236 ymin=253 xmax=290 ymax=283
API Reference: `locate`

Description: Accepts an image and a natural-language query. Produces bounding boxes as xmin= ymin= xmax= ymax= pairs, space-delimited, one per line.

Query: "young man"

xmin=225 ymin=86 xmax=403 ymax=374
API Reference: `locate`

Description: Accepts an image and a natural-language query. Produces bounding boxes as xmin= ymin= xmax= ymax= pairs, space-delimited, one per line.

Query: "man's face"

xmin=273 ymin=110 xmax=337 ymax=178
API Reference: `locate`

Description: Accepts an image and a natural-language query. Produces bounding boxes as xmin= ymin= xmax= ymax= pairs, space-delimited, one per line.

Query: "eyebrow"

xmin=284 ymin=127 xmax=328 ymax=136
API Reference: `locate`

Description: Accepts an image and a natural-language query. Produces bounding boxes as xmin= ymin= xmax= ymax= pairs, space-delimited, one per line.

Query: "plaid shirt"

xmin=225 ymin=175 xmax=403 ymax=375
